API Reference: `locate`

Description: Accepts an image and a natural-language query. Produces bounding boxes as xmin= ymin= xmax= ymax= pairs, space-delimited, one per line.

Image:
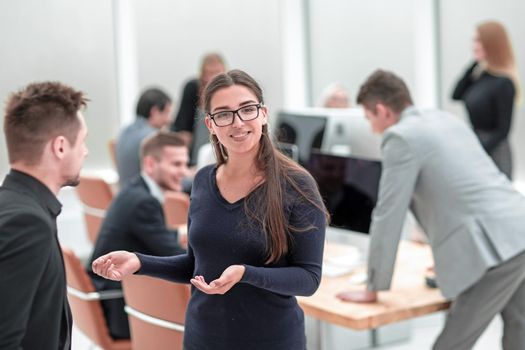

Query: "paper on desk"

xmin=322 ymin=247 xmax=361 ymax=277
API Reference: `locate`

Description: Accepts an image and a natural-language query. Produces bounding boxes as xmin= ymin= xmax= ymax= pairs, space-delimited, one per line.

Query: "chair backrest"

xmin=108 ymin=138 xmax=117 ymax=169
xmin=75 ymin=175 xmax=114 ymax=243
xmin=122 ymin=275 xmax=190 ymax=350
xmin=61 ymin=245 xmax=131 ymax=350
xmin=163 ymin=191 xmax=190 ymax=228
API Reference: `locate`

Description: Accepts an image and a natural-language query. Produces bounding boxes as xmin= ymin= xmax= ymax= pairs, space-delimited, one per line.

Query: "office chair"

xmin=61 ymin=245 xmax=131 ymax=350
xmin=108 ymin=138 xmax=117 ymax=169
xmin=75 ymin=175 xmax=114 ymax=244
xmin=122 ymin=274 xmax=190 ymax=350
xmin=163 ymin=191 xmax=190 ymax=228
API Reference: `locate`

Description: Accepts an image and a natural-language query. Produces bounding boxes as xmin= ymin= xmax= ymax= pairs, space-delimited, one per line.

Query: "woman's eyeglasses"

xmin=208 ymin=103 xmax=263 ymax=127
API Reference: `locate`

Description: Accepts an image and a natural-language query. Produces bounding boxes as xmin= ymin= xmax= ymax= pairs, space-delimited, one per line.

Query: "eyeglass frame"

xmin=207 ymin=103 xmax=264 ymax=127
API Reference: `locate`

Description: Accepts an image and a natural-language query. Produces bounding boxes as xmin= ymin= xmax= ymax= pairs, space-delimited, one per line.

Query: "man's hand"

xmin=190 ymin=265 xmax=245 ymax=295
xmin=336 ymin=289 xmax=378 ymax=303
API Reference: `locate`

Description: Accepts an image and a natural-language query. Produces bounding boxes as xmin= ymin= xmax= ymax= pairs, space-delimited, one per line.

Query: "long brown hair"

xmin=477 ymin=21 xmax=520 ymax=101
xmin=204 ymin=69 xmax=328 ymax=263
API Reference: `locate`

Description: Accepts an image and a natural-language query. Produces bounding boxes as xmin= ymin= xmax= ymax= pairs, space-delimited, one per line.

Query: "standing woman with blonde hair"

xmin=93 ymin=70 xmax=328 ymax=350
xmin=452 ymin=20 xmax=520 ymax=179
xmin=171 ymin=53 xmax=226 ymax=163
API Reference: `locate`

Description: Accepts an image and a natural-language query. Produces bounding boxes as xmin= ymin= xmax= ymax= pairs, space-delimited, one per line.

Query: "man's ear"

xmin=51 ymin=136 xmax=67 ymax=160
xmin=142 ymin=155 xmax=156 ymax=175
xmin=376 ymin=103 xmax=388 ymax=118
xmin=149 ymin=106 xmax=160 ymax=119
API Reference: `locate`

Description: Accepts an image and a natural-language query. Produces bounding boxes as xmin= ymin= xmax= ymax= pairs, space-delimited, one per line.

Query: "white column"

xmin=112 ymin=0 xmax=139 ymax=127
xmin=280 ymin=0 xmax=309 ymax=108
xmin=413 ymin=0 xmax=440 ymax=109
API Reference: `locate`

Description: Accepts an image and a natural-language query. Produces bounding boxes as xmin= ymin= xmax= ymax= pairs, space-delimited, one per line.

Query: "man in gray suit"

xmin=116 ymin=88 xmax=174 ymax=187
xmin=337 ymin=69 xmax=525 ymax=349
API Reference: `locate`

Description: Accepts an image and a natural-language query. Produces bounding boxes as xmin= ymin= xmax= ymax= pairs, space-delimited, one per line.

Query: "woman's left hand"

xmin=190 ymin=265 xmax=245 ymax=295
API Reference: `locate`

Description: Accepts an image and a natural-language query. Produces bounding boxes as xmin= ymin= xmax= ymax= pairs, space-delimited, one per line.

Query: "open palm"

xmin=91 ymin=250 xmax=141 ymax=281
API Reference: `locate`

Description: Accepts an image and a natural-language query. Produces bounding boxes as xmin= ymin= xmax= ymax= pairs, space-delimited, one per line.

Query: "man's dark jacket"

xmin=88 ymin=175 xmax=185 ymax=339
xmin=0 ymin=170 xmax=72 ymax=349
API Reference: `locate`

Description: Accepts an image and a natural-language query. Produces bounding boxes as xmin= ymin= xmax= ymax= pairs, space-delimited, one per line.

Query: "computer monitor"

xmin=191 ymin=111 xmax=211 ymax=165
xmin=274 ymin=108 xmax=328 ymax=164
xmin=321 ymin=107 xmax=382 ymax=160
xmin=277 ymin=142 xmax=299 ymax=162
xmin=306 ymin=150 xmax=382 ymax=234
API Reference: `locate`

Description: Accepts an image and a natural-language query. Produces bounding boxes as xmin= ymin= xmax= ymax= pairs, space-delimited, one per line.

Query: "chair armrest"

xmin=67 ymin=287 xmax=123 ymax=301
xmin=124 ymin=306 xmax=185 ymax=332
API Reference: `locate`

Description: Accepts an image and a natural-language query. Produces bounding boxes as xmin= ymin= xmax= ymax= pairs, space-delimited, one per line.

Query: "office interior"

xmin=1 ymin=0 xmax=524 ymax=349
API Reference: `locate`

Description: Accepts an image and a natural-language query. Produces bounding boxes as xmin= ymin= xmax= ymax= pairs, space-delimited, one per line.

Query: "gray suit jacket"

xmin=367 ymin=106 xmax=525 ymax=298
xmin=115 ymin=117 xmax=156 ymax=187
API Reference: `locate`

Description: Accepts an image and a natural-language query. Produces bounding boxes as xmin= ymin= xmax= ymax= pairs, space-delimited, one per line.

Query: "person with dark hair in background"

xmin=0 ymin=82 xmax=89 ymax=349
xmin=170 ymin=52 xmax=226 ymax=163
xmin=338 ymin=69 xmax=525 ymax=350
xmin=89 ymin=131 xmax=187 ymax=339
xmin=116 ymin=87 xmax=173 ymax=187
xmin=93 ymin=69 xmax=328 ymax=350
xmin=452 ymin=20 xmax=520 ymax=180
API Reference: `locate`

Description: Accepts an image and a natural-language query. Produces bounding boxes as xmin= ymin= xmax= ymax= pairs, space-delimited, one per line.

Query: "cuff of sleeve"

xmin=367 ymin=267 xmax=393 ymax=291
xmin=134 ymin=252 xmax=151 ymax=275
xmin=240 ymin=264 xmax=256 ymax=284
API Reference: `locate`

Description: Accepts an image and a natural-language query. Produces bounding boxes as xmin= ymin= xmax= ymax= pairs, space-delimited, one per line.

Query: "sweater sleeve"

xmin=240 ymin=174 xmax=326 ymax=296
xmin=135 ymin=217 xmax=195 ymax=284
xmin=452 ymin=62 xmax=478 ymax=100
xmin=477 ymin=77 xmax=515 ymax=152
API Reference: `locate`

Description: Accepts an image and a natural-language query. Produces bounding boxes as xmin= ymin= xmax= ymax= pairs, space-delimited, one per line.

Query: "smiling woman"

xmin=92 ymin=69 xmax=329 ymax=350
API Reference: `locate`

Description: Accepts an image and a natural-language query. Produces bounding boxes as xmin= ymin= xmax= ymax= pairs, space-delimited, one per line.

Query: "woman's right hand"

xmin=91 ymin=251 xmax=141 ymax=281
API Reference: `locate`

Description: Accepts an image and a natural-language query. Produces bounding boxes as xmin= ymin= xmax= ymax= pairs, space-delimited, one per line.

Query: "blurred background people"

xmin=171 ymin=52 xmax=226 ymax=165
xmin=89 ymin=131 xmax=187 ymax=340
xmin=319 ymin=82 xmax=350 ymax=108
xmin=452 ymin=20 xmax=520 ymax=180
xmin=115 ymin=87 xmax=173 ymax=187
xmin=310 ymin=83 xmax=351 ymax=150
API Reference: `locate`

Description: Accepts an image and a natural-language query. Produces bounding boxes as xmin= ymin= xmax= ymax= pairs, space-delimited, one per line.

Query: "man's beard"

xmin=159 ymin=178 xmax=181 ymax=192
xmin=63 ymin=175 xmax=80 ymax=188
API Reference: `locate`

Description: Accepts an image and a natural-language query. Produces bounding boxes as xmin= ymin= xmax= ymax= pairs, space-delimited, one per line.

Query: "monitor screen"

xmin=277 ymin=142 xmax=299 ymax=162
xmin=275 ymin=109 xmax=328 ymax=164
xmin=306 ymin=150 xmax=382 ymax=234
xmin=320 ymin=108 xmax=382 ymax=160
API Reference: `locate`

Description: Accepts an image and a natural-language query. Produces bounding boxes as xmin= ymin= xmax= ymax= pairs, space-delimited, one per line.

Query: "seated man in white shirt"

xmin=88 ymin=131 xmax=188 ymax=339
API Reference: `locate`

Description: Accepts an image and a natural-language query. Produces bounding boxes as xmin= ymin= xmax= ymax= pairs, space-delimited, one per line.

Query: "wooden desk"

xmin=298 ymin=241 xmax=451 ymax=330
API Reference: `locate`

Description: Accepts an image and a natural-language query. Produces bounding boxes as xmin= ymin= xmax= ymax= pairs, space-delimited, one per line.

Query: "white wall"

xmin=132 ymin=0 xmax=283 ymax=122
xmin=1 ymin=0 xmax=523 ymax=182
xmin=308 ymin=0 xmax=417 ymax=107
xmin=0 ymin=0 xmax=120 ymax=174
xmin=0 ymin=0 xmax=284 ymax=176
xmin=439 ymin=0 xmax=525 ymax=182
